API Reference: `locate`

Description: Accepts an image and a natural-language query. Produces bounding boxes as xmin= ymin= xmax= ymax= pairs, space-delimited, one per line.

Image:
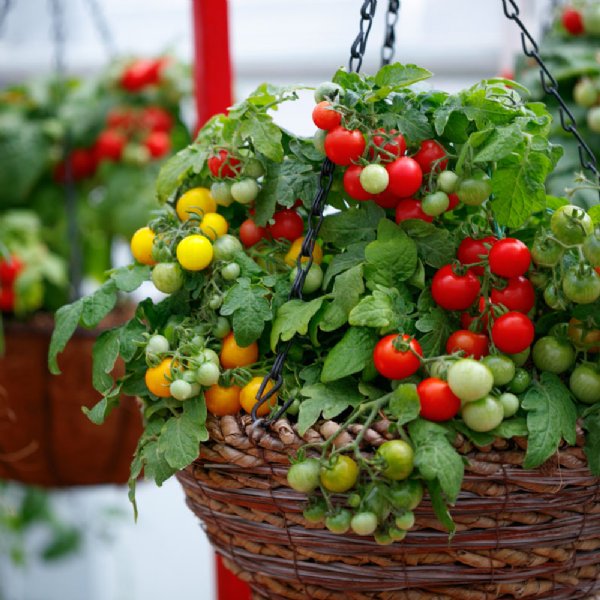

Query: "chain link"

xmin=0 ymin=0 xmax=14 ymax=35
xmin=381 ymin=0 xmax=400 ymax=67
xmin=252 ymin=0 xmax=380 ymax=426
xmin=82 ymin=0 xmax=117 ymax=58
xmin=502 ymin=0 xmax=600 ymax=200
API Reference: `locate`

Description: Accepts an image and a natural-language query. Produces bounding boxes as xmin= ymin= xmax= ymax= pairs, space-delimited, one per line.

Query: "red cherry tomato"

xmin=208 ymin=149 xmax=241 ymax=178
xmin=491 ymin=312 xmax=534 ymax=354
xmin=488 ymin=238 xmax=531 ymax=278
xmin=324 ymin=127 xmax=366 ymax=166
xmin=417 ymin=378 xmax=461 ymax=422
xmin=139 ymin=106 xmax=173 ymax=133
xmin=312 ymin=101 xmax=342 ymax=131
xmin=106 ymin=108 xmax=137 ymax=130
xmin=394 ymin=199 xmax=433 ymax=224
xmin=95 ymin=130 xmax=127 ymax=162
xmin=54 ymin=148 xmax=97 ymax=182
xmin=460 ymin=296 xmax=489 ymax=331
xmin=386 ymin=157 xmax=423 ymax=198
xmin=447 ymin=193 xmax=460 ymax=211
xmin=0 ymin=288 xmax=15 ymax=312
xmin=456 ymin=236 xmax=497 ymax=276
xmin=144 ymin=131 xmax=171 ymax=159
xmin=0 ymin=255 xmax=24 ymax=286
xmin=413 ymin=140 xmax=448 ymax=174
xmin=490 ymin=276 xmax=535 ymax=313
xmin=562 ymin=7 xmax=584 ymax=35
xmin=369 ymin=129 xmax=406 ymax=162
xmin=268 ymin=210 xmax=304 ymax=241
xmin=374 ymin=187 xmax=400 ymax=209
xmin=373 ymin=334 xmax=422 ymax=380
xmin=431 ymin=265 xmax=481 ymax=311
xmin=240 ymin=219 xmax=269 ymax=247
xmin=446 ymin=330 xmax=489 ymax=359
xmin=120 ymin=59 xmax=159 ymax=92
xmin=343 ymin=165 xmax=372 ymax=201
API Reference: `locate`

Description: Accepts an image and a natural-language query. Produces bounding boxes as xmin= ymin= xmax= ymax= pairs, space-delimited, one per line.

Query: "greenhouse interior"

xmin=2 ymin=0 xmax=600 ymax=599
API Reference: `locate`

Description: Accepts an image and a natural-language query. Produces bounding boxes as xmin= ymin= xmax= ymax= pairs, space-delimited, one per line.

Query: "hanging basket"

xmin=177 ymin=414 xmax=600 ymax=600
xmin=0 ymin=314 xmax=142 ymax=487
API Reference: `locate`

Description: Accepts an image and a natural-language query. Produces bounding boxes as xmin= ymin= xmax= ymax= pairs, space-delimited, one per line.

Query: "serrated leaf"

xmin=270 ymin=297 xmax=325 ymax=351
xmin=91 ymin=328 xmax=121 ymax=393
xmin=83 ymin=387 xmax=121 ymax=425
xmin=156 ymin=146 xmax=207 ymax=203
xmin=415 ymin=307 xmax=452 ymax=357
xmin=141 ymin=440 xmax=174 ymax=486
xmin=427 ymin=479 xmax=456 ymax=536
xmin=81 ymin=282 xmax=117 ymax=329
xmin=48 ymin=299 xmax=84 ymax=374
xmin=320 ymin=265 xmax=364 ymax=332
xmin=374 ymin=63 xmax=432 ymax=88
xmin=522 ymin=373 xmax=577 ymax=469
xmin=321 ymin=327 xmax=378 ymax=383
xmin=349 ymin=289 xmax=395 ymax=328
xmin=491 ymin=417 xmax=528 ymax=439
xmin=119 ymin=318 xmax=147 ymax=362
xmin=387 ymin=384 xmax=420 ymax=426
xmin=320 ymin=203 xmax=384 ymax=248
xmin=240 ymin=115 xmax=283 ymax=162
xmin=473 ymin=123 xmax=524 ymax=163
xmin=110 ymin=265 xmax=150 ymax=293
xmin=323 ymin=242 xmax=367 ymax=289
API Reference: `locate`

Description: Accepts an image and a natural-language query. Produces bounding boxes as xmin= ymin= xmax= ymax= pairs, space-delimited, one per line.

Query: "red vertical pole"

xmin=192 ymin=3 xmax=250 ymax=598
xmin=191 ymin=0 xmax=234 ymax=131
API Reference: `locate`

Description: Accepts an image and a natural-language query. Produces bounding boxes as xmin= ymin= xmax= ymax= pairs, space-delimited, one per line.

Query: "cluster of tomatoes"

xmin=561 ymin=4 xmax=600 ymax=35
xmin=0 ymin=255 xmax=23 ymax=312
xmin=54 ymin=104 xmax=173 ymax=183
xmin=119 ymin=57 xmax=170 ymax=94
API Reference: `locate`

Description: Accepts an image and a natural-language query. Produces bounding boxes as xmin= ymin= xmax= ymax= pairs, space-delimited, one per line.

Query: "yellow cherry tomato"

xmin=200 ymin=212 xmax=229 ymax=241
xmin=284 ymin=237 xmax=323 ymax=267
xmin=240 ymin=376 xmax=277 ymax=417
xmin=205 ymin=384 xmax=242 ymax=416
xmin=130 ymin=226 xmax=157 ymax=265
xmin=145 ymin=358 xmax=175 ymax=398
xmin=176 ymin=235 xmax=214 ymax=271
xmin=176 ymin=187 xmax=217 ymax=221
xmin=220 ymin=332 xmax=259 ymax=369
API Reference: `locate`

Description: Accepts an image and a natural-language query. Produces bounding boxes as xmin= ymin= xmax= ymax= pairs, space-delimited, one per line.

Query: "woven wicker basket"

xmin=177 ymin=414 xmax=600 ymax=600
xmin=0 ymin=318 xmax=142 ymax=487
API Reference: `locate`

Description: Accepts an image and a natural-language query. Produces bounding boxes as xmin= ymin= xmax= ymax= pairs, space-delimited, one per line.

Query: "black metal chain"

xmin=48 ymin=0 xmax=83 ymax=301
xmin=381 ymin=0 xmax=400 ymax=67
xmin=502 ymin=0 xmax=600 ymax=200
xmin=252 ymin=0 xmax=380 ymax=426
xmin=82 ymin=0 xmax=117 ymax=58
xmin=0 ymin=0 xmax=14 ymax=35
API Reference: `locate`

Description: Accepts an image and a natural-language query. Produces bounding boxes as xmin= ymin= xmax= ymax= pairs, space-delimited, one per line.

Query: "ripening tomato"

xmin=144 ymin=131 xmax=171 ymax=159
xmin=53 ymin=148 xmax=97 ymax=182
xmin=268 ymin=209 xmax=304 ymax=241
xmin=312 ymin=101 xmax=342 ymax=130
xmin=373 ymin=187 xmax=400 ymax=209
xmin=139 ymin=106 xmax=173 ymax=133
xmin=394 ymin=199 xmax=433 ymax=224
xmin=208 ymin=149 xmax=241 ymax=178
xmin=446 ymin=330 xmax=489 ymax=359
xmin=0 ymin=255 xmax=23 ymax=286
xmin=95 ymin=130 xmax=127 ymax=162
xmin=386 ymin=157 xmax=423 ymax=198
xmin=106 ymin=108 xmax=136 ymax=130
xmin=488 ymin=238 xmax=531 ymax=278
xmin=145 ymin=358 xmax=175 ymax=397
xmin=320 ymin=455 xmax=359 ymax=493
xmin=369 ymin=128 xmax=406 ymax=162
xmin=324 ymin=127 xmax=366 ymax=165
xmin=120 ymin=59 xmax=161 ymax=92
xmin=563 ymin=7 xmax=584 ymax=34
xmin=446 ymin=193 xmax=460 ymax=211
xmin=220 ymin=332 xmax=259 ymax=369
xmin=417 ymin=378 xmax=461 ymax=422
xmin=491 ymin=312 xmax=534 ymax=354
xmin=343 ymin=164 xmax=372 ymax=200
xmin=240 ymin=376 xmax=278 ymax=417
xmin=284 ymin=237 xmax=323 ymax=267
xmin=413 ymin=140 xmax=448 ymax=174
xmin=456 ymin=236 xmax=497 ymax=276
xmin=373 ymin=334 xmax=422 ymax=380
xmin=431 ymin=265 xmax=480 ymax=311
xmin=205 ymin=384 xmax=241 ymax=416
xmin=490 ymin=276 xmax=535 ymax=313
xmin=240 ymin=218 xmax=269 ymax=247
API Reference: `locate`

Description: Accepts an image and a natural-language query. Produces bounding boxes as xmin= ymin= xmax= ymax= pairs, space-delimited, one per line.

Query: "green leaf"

xmin=409 ymin=419 xmax=464 ymax=503
xmin=320 ymin=203 xmax=384 ymax=248
xmin=472 ymin=123 xmax=524 ymax=163
xmin=427 ymin=479 xmax=456 ymax=536
xmin=490 ymin=417 xmax=528 ymax=439
xmin=221 ymin=278 xmax=272 ymax=347
xmin=364 ymin=219 xmax=418 ymax=287
xmin=400 ymin=223 xmax=456 ymax=269
xmin=323 ymin=242 xmax=367 ymax=289
xmin=388 ymin=104 xmax=433 ymax=143
xmin=48 ymin=299 xmax=84 ymax=374
xmin=156 ymin=146 xmax=207 ymax=203
xmin=320 ymin=265 xmax=364 ymax=332
xmin=491 ymin=152 xmax=551 ymax=227
xmin=159 ymin=396 xmax=206 ymax=470
xmin=91 ymin=328 xmax=121 ymax=393
xmin=119 ymin=318 xmax=147 ymax=362
xmin=584 ymin=407 xmax=600 ymax=476
xmin=142 ymin=440 xmax=174 ymax=486
xmin=522 ymin=373 xmax=577 ymax=469
xmin=270 ymin=297 xmax=325 ymax=351
xmin=374 ymin=63 xmax=432 ymax=88
xmin=111 ymin=265 xmax=151 ymax=293
xmin=349 ymin=288 xmax=395 ymax=328
xmin=83 ymin=388 xmax=121 ymax=425
xmin=321 ymin=327 xmax=378 ymax=383
xmin=298 ymin=379 xmax=364 ymax=435
xmin=415 ymin=307 xmax=452 ymax=357
xmin=240 ymin=115 xmax=283 ymax=162
xmin=81 ymin=282 xmax=117 ymax=329
xmin=387 ymin=384 xmax=420 ymax=426
xmin=451 ymin=421 xmax=495 ymax=447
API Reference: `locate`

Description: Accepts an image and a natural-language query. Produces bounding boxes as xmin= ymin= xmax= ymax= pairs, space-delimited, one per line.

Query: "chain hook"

xmin=381 ymin=0 xmax=400 ymax=67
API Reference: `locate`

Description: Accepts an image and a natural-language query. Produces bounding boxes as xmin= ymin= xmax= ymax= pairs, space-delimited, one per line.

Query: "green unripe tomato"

xmin=303 ymin=502 xmax=326 ymax=524
xmin=509 ymin=347 xmax=530 ymax=367
xmin=421 ymin=191 xmax=449 ymax=216
xmin=508 ymin=368 xmax=531 ymax=394
xmin=389 ymin=479 xmax=424 ymax=511
xmin=394 ymin=511 xmax=415 ymax=530
xmin=583 ymin=4 xmax=600 ymax=35
xmin=290 ymin=263 xmax=324 ymax=294
xmin=588 ymin=106 xmax=600 ymax=134
xmin=208 ymin=294 xmax=223 ymax=310
xmin=499 ymin=392 xmax=520 ymax=418
xmin=574 ymin=78 xmax=598 ymax=108
xmin=437 ymin=170 xmax=459 ymax=194
xmin=325 ymin=509 xmax=352 ymax=534
xmin=532 ymin=336 xmax=576 ymax=374
xmin=375 ymin=440 xmax=414 ymax=481
xmin=481 ymin=355 xmax=516 ymax=386
xmin=212 ymin=234 xmax=243 ymax=261
xmin=551 ymin=204 xmax=593 ymax=245
xmin=359 ymin=164 xmax=389 ymax=194
xmin=146 ymin=334 xmax=170 ymax=356
xmin=447 ymin=359 xmax=494 ymax=403
xmin=152 ymin=262 xmax=184 ymax=294
xmin=583 ymin=234 xmax=600 ymax=267
xmin=221 ymin=262 xmax=241 ymax=281
xmin=213 ymin=316 xmax=231 ymax=339
xmin=531 ymin=235 xmax=563 ymax=267
xmin=347 ymin=493 xmax=362 ymax=508
xmin=544 ymin=283 xmax=567 ymax=310
xmin=286 ymin=458 xmax=321 ymax=493
xmin=210 ymin=181 xmax=234 ymax=207
xmin=199 ymin=348 xmax=220 ymax=366
xmin=230 ymin=178 xmax=259 ymax=204
xmin=350 ymin=512 xmax=378 ymax=536
xmin=461 ymin=395 xmax=504 ymax=432
xmin=456 ymin=171 xmax=491 ymax=206
xmin=388 ymin=527 xmax=407 ymax=541
xmin=170 ymin=379 xmax=193 ymax=401
xmin=196 ymin=361 xmax=220 ymax=386
xmin=570 ymin=364 xmax=600 ymax=404
xmin=243 ymin=158 xmax=265 ymax=178
xmin=562 ymin=266 xmax=600 ymax=304
xmin=314 ymin=81 xmax=344 ymax=102
xmin=529 ymin=270 xmax=550 ymax=290
xmin=373 ymin=530 xmax=394 ymax=546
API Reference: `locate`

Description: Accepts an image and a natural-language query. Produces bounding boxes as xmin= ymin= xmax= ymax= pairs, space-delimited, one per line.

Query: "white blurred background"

xmin=0 ymin=1 xmax=551 ymax=599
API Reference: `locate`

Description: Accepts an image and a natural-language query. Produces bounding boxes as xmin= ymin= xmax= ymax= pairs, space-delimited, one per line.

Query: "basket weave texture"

xmin=177 ymin=414 xmax=600 ymax=600
xmin=0 ymin=320 xmax=142 ymax=487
